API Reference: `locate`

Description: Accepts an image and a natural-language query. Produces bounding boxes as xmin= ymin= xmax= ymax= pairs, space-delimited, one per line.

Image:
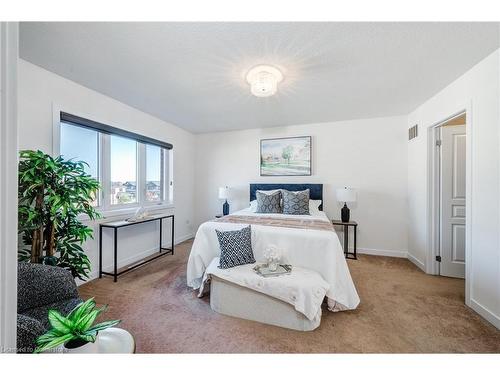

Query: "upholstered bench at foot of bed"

xmin=209 ymin=275 xmax=322 ymax=331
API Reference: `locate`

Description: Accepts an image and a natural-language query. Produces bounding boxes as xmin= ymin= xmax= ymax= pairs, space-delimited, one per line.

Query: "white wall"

xmin=407 ymin=49 xmax=500 ymax=328
xmin=195 ymin=116 xmax=409 ymax=256
xmin=0 ymin=22 xmax=18 ymax=353
xmin=18 ymin=59 xmax=196 ymax=281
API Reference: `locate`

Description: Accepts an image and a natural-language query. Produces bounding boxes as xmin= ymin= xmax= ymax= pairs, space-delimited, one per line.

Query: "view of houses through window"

xmin=59 ymin=120 xmax=170 ymax=210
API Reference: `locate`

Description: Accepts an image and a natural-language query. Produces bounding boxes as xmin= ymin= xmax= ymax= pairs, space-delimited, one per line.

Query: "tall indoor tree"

xmin=18 ymin=150 xmax=101 ymax=280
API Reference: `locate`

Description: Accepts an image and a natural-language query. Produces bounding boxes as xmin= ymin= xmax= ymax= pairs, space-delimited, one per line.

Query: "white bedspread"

xmin=204 ymin=258 xmax=330 ymax=320
xmin=187 ymin=209 xmax=360 ymax=311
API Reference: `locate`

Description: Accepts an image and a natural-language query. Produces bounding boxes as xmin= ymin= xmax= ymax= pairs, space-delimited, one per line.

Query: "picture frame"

xmin=260 ymin=136 xmax=312 ymax=176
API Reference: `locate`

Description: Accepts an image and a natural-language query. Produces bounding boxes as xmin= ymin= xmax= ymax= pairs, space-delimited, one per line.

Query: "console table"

xmin=99 ymin=214 xmax=174 ymax=282
xmin=331 ymin=220 xmax=357 ymax=260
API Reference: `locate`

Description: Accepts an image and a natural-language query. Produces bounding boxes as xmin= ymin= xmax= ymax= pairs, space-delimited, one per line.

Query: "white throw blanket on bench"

xmin=202 ymin=258 xmax=330 ymax=321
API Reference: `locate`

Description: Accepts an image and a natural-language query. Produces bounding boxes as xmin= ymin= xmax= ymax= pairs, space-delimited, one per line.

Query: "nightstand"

xmin=331 ymin=220 xmax=357 ymax=260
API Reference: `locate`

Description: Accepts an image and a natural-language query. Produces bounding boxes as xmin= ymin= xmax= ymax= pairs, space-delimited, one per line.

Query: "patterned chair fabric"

xmin=282 ymin=189 xmax=310 ymax=215
xmin=17 ymin=262 xmax=82 ymax=353
xmin=216 ymin=225 xmax=256 ymax=269
xmin=255 ymin=190 xmax=282 ymax=213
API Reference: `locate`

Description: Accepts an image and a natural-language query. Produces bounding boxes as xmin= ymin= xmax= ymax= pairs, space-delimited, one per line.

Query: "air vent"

xmin=408 ymin=124 xmax=418 ymax=140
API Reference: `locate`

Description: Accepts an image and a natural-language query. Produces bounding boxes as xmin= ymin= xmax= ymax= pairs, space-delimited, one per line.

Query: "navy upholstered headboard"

xmin=249 ymin=183 xmax=324 ymax=211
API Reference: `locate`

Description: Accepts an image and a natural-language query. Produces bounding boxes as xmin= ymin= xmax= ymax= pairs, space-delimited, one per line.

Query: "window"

xmin=60 ymin=122 xmax=99 ymax=206
xmin=145 ymin=144 xmax=163 ymax=202
xmin=58 ymin=113 xmax=173 ymax=213
xmin=110 ymin=135 xmax=138 ymax=205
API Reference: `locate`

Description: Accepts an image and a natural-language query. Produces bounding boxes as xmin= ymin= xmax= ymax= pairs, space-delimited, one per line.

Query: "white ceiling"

xmin=20 ymin=22 xmax=499 ymax=133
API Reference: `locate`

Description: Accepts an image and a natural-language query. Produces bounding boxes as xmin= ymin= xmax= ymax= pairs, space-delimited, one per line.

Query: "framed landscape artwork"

xmin=260 ymin=136 xmax=312 ymax=176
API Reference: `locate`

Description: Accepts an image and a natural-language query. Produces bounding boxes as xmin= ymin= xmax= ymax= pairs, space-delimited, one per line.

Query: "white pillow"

xmin=256 ymin=189 xmax=281 ymax=195
xmin=309 ymin=199 xmax=322 ymax=214
xmin=249 ymin=200 xmax=257 ymax=212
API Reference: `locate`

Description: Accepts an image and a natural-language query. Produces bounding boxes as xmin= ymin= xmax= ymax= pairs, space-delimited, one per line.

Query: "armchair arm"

xmin=17 ymin=314 xmax=45 ymax=353
xmin=18 ymin=262 xmax=80 ymax=313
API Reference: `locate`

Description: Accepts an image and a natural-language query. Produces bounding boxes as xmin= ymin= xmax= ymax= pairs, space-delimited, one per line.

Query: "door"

xmin=439 ymin=124 xmax=466 ymax=278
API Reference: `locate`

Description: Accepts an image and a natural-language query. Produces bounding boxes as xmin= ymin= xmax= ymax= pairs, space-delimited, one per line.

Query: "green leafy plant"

xmin=35 ymin=298 xmax=120 ymax=353
xmin=18 ymin=150 xmax=101 ymax=280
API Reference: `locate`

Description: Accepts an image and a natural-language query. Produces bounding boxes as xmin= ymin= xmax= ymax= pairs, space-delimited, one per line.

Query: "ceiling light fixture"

xmin=245 ymin=65 xmax=284 ymax=97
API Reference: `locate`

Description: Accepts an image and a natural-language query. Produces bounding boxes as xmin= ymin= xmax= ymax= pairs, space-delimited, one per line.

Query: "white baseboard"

xmin=470 ymin=298 xmax=500 ymax=329
xmin=356 ymin=247 xmax=408 ymax=258
xmin=407 ymin=253 xmax=426 ymax=271
xmin=82 ymin=233 xmax=195 ymax=283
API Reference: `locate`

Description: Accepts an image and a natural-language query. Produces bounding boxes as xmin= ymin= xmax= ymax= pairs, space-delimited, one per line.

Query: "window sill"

xmin=78 ymin=202 xmax=175 ymax=223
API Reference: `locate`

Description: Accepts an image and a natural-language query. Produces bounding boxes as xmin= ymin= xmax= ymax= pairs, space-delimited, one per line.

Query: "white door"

xmin=439 ymin=124 xmax=466 ymax=278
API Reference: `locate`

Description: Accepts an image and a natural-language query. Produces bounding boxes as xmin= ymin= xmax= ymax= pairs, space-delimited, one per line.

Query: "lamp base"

xmin=223 ymin=200 xmax=229 ymax=216
xmin=341 ymin=203 xmax=350 ymax=223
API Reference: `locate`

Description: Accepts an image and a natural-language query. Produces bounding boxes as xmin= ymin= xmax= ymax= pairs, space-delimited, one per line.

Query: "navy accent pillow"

xmin=282 ymin=189 xmax=310 ymax=215
xmin=256 ymin=190 xmax=282 ymax=213
xmin=216 ymin=225 xmax=256 ymax=269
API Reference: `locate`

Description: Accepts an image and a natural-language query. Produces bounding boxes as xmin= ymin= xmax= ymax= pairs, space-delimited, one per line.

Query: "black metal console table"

xmin=331 ymin=220 xmax=357 ymax=260
xmin=99 ymin=214 xmax=174 ymax=282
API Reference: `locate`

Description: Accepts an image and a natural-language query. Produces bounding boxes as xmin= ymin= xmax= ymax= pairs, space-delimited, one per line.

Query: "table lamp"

xmin=336 ymin=187 xmax=357 ymax=223
xmin=218 ymin=186 xmax=231 ymax=216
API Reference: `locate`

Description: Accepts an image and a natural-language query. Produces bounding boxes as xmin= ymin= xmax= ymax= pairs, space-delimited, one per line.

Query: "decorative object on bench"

xmin=336 ymin=186 xmax=357 ymax=223
xmin=216 ymin=225 xmax=255 ymax=269
xmin=99 ymin=214 xmax=174 ymax=282
xmin=253 ymin=263 xmax=292 ymax=277
xmin=263 ymin=244 xmax=282 ymax=271
xmin=18 ymin=150 xmax=101 ymax=281
xmin=17 ymin=262 xmax=83 ymax=353
xmin=218 ymin=186 xmax=231 ymax=216
xmin=35 ymin=298 xmax=121 ymax=353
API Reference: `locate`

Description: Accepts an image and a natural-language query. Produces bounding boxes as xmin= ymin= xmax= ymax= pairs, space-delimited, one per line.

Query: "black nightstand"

xmin=331 ymin=220 xmax=357 ymax=260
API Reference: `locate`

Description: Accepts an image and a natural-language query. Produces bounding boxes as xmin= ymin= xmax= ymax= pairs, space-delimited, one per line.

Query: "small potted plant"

xmin=35 ymin=298 xmax=121 ymax=353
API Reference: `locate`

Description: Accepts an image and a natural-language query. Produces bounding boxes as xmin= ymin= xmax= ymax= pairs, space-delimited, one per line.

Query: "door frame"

xmin=0 ymin=22 xmax=18 ymax=353
xmin=427 ymin=104 xmax=472 ymax=306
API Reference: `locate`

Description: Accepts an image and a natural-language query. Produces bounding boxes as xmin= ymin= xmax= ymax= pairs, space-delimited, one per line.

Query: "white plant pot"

xmin=56 ymin=336 xmax=100 ymax=354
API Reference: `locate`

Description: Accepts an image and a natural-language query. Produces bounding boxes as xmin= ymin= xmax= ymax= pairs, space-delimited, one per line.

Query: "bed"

xmin=186 ymin=183 xmax=360 ymax=312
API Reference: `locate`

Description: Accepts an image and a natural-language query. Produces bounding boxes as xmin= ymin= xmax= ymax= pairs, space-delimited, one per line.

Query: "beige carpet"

xmin=79 ymin=239 xmax=500 ymax=353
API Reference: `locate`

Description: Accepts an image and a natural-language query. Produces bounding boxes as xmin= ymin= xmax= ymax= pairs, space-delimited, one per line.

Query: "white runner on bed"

xmin=187 ymin=208 xmax=360 ymax=311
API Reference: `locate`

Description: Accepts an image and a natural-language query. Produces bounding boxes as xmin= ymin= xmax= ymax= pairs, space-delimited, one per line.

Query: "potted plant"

xmin=35 ymin=298 xmax=120 ymax=353
xmin=18 ymin=150 xmax=101 ymax=280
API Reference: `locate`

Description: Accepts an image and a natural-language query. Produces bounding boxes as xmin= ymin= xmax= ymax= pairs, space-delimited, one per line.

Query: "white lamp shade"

xmin=336 ymin=187 xmax=357 ymax=203
xmin=218 ymin=187 xmax=230 ymax=200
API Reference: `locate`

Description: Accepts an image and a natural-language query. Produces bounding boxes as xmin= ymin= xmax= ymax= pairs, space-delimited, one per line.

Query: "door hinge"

xmin=435 ymin=255 xmax=441 ymax=262
xmin=436 ymin=140 xmax=442 ymax=147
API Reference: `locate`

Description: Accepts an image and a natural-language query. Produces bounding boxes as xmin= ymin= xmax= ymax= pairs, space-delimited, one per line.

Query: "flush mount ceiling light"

xmin=245 ymin=65 xmax=284 ymax=97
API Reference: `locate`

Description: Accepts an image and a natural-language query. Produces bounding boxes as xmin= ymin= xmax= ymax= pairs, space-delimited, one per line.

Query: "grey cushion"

xmin=23 ymin=298 xmax=82 ymax=330
xmin=17 ymin=314 xmax=45 ymax=354
xmin=282 ymin=189 xmax=310 ymax=215
xmin=17 ymin=263 xmax=82 ymax=353
xmin=256 ymin=190 xmax=282 ymax=213
xmin=216 ymin=225 xmax=256 ymax=269
xmin=18 ymin=262 xmax=79 ymax=313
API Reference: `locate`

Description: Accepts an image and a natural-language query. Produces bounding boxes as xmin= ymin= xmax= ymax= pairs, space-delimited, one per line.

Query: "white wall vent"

xmin=408 ymin=124 xmax=418 ymax=140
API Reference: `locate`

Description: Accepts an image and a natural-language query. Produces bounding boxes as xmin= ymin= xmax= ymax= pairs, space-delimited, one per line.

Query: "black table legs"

xmin=99 ymin=215 xmax=175 ymax=282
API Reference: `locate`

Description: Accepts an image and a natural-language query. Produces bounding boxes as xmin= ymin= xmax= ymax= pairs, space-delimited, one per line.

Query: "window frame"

xmin=53 ymin=108 xmax=173 ymax=219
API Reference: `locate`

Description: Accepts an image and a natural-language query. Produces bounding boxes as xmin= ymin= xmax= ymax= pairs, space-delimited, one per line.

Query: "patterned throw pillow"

xmin=256 ymin=190 xmax=282 ymax=213
xmin=216 ymin=225 xmax=256 ymax=269
xmin=282 ymin=189 xmax=310 ymax=215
